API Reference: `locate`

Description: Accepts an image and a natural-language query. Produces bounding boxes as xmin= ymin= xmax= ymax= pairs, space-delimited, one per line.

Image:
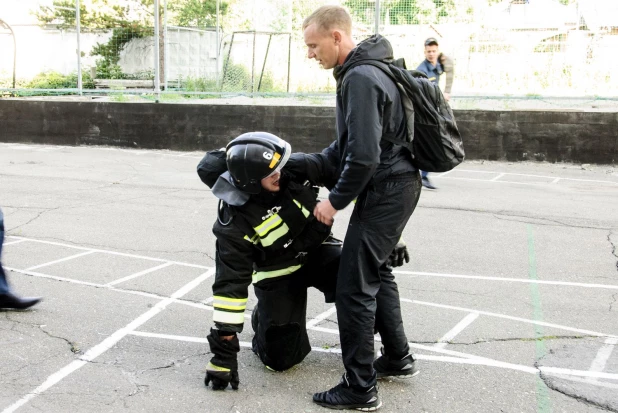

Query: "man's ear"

xmin=332 ymin=30 xmax=342 ymax=45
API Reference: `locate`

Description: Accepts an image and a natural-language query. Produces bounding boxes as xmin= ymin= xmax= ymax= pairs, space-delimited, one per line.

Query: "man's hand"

xmin=205 ymin=329 xmax=240 ymax=390
xmin=313 ymin=200 xmax=337 ymax=225
xmin=443 ymin=92 xmax=450 ymax=102
xmin=388 ymin=240 xmax=410 ymax=267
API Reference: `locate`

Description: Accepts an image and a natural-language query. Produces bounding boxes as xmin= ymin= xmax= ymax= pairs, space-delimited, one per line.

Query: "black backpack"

xmin=347 ymin=59 xmax=464 ymax=173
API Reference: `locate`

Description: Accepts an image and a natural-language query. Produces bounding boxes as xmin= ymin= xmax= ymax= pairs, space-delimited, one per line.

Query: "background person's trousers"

xmin=252 ymin=242 xmax=340 ymax=371
xmin=0 ymin=208 xmax=10 ymax=294
xmin=336 ymin=172 xmax=422 ymax=389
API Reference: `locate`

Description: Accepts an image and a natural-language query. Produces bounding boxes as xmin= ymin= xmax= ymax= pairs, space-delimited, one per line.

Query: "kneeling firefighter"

xmin=197 ymin=132 xmax=341 ymax=390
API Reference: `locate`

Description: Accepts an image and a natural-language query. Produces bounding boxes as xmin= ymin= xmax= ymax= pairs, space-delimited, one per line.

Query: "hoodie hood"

xmin=333 ymin=34 xmax=394 ymax=82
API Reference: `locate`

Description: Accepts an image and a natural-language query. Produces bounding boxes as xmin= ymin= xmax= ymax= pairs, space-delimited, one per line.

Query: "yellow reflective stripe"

xmin=213 ymin=296 xmax=247 ymax=311
xmin=259 ymin=223 xmax=289 ymax=247
xmin=293 ymin=199 xmax=310 ymax=218
xmin=243 ymin=234 xmax=259 ymax=244
xmin=213 ymin=309 xmax=245 ymax=324
xmin=207 ymin=362 xmax=230 ymax=372
xmin=268 ymin=152 xmax=281 ymax=168
xmin=254 ymin=214 xmax=283 ymax=236
xmin=252 ymin=264 xmax=302 ymax=284
xmin=213 ymin=296 xmax=247 ymax=303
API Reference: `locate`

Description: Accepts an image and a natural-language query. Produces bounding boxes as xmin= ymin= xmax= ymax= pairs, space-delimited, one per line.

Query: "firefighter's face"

xmin=424 ymin=45 xmax=439 ymax=65
xmin=261 ymin=171 xmax=281 ymax=192
xmin=304 ymin=23 xmax=340 ymax=70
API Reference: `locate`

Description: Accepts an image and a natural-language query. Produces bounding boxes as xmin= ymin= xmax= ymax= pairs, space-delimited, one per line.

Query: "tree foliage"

xmin=344 ymin=0 xmax=459 ymax=25
xmin=35 ymin=0 xmax=227 ymax=79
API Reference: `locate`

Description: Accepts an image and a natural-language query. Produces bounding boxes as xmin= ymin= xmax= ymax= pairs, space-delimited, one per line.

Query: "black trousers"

xmin=252 ymin=242 xmax=340 ymax=371
xmin=336 ymin=172 xmax=422 ymax=389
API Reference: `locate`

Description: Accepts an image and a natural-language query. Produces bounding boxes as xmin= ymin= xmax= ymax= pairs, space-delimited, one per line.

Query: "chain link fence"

xmin=1 ymin=0 xmax=616 ymax=108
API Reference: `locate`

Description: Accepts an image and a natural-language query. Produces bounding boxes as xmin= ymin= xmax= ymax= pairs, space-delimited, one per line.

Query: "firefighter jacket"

xmin=210 ymin=173 xmax=331 ymax=334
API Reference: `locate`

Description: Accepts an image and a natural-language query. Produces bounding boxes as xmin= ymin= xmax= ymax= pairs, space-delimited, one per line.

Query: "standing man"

xmin=0 ymin=209 xmax=42 ymax=310
xmin=302 ymin=6 xmax=422 ymax=411
xmin=416 ymin=37 xmax=455 ymax=190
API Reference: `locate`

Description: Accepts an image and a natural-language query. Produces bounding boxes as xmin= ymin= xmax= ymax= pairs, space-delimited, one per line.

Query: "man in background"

xmin=416 ymin=37 xmax=455 ymax=190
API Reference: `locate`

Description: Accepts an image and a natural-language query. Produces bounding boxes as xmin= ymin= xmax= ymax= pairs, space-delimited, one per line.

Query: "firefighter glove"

xmin=388 ymin=240 xmax=410 ymax=267
xmin=205 ymin=328 xmax=240 ymax=390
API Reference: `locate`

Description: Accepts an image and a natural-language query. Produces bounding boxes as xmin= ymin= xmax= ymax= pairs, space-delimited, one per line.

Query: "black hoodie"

xmin=324 ymin=34 xmax=415 ymax=210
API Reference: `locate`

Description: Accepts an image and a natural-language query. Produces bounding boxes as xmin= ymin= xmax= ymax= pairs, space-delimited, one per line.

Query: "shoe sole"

xmin=314 ymin=401 xmax=382 ymax=411
xmin=377 ymin=369 xmax=420 ymax=380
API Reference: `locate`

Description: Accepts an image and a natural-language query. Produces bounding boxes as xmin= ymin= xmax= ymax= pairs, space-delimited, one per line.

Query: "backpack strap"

xmin=344 ymin=60 xmax=415 ymax=152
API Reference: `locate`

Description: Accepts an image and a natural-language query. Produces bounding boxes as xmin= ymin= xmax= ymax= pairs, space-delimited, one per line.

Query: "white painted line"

xmin=444 ymin=177 xmax=559 ymax=186
xmin=5 ymin=267 xmax=107 ymax=288
xmin=2 ymin=269 xmax=215 ymax=413
xmin=128 ymin=331 xmax=344 ymax=354
xmin=392 ymin=269 xmax=618 ymax=290
xmin=490 ymin=173 xmax=505 ymax=182
xmin=548 ymin=373 xmax=618 ymax=390
xmin=454 ymin=169 xmax=618 ymax=185
xmin=309 ymin=326 xmax=340 ymax=335
xmin=106 ymin=262 xmax=174 ymax=286
xmin=433 ymin=169 xmax=456 ymax=178
xmin=2 ymin=239 xmax=27 ymax=246
xmin=203 ymin=297 xmax=214 ymax=304
xmin=25 ymin=251 xmax=96 ymax=271
xmin=306 ymin=306 xmax=337 ymax=329
xmin=587 ymin=337 xmax=618 ymax=383
xmin=540 ymin=366 xmax=618 ymax=381
xmin=551 ymin=177 xmax=561 ymax=184
xmin=8 ymin=236 xmax=210 ymax=269
xmin=126 ymin=332 xmax=618 ymax=382
xmin=403 ymin=298 xmax=618 ymax=339
xmin=130 ymin=331 xmax=208 ymax=344
xmin=435 ymin=312 xmax=479 ymax=349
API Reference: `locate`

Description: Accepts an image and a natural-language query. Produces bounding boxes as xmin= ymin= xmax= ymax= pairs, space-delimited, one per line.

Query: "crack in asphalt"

xmin=539 ymin=369 xmax=618 ymax=412
xmin=417 ymin=205 xmax=613 ymax=230
xmin=446 ymin=335 xmax=596 ymax=346
xmin=609 ymin=231 xmax=618 ymax=275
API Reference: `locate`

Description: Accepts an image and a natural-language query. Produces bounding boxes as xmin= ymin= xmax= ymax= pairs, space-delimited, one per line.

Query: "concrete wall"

xmin=0 ymin=100 xmax=616 ymax=164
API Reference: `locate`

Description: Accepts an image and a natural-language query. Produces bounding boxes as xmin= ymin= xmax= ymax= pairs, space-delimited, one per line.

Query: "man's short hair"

xmin=302 ymin=5 xmax=352 ymax=35
xmin=424 ymin=37 xmax=439 ymax=47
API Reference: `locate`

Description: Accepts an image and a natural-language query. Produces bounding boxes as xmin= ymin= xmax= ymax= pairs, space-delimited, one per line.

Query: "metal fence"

xmin=1 ymin=0 xmax=617 ymax=108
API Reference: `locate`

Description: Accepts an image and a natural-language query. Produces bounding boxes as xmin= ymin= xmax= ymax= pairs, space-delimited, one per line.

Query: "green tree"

xmin=345 ymin=0 xmax=458 ymax=25
xmin=35 ymin=0 xmax=227 ymax=80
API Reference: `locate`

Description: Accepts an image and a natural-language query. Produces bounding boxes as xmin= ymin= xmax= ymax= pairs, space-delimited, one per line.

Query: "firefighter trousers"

xmin=252 ymin=242 xmax=340 ymax=371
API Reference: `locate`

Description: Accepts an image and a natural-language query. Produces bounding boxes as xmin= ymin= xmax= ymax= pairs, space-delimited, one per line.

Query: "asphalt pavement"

xmin=1 ymin=143 xmax=617 ymax=413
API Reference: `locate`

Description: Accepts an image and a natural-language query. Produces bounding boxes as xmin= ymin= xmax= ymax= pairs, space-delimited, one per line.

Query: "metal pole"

xmin=76 ymin=0 xmax=82 ymax=94
xmin=154 ymin=0 xmax=161 ymax=100
xmin=286 ymin=34 xmax=291 ymax=93
xmin=251 ymin=31 xmax=256 ymax=94
xmin=164 ymin=0 xmax=168 ymax=91
xmin=374 ymin=0 xmax=380 ymax=35
xmin=221 ymin=32 xmax=234 ymax=91
xmin=257 ymin=34 xmax=272 ymax=92
xmin=216 ymin=0 xmax=220 ymax=86
xmin=0 ymin=19 xmax=17 ymax=89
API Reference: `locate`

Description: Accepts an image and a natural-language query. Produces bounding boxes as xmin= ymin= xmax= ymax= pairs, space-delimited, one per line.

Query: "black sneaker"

xmin=313 ymin=374 xmax=381 ymax=411
xmin=422 ymin=177 xmax=437 ymax=190
xmin=373 ymin=348 xmax=419 ymax=379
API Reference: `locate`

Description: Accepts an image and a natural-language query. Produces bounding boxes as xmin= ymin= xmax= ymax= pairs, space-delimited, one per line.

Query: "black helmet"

xmin=225 ymin=132 xmax=291 ymax=194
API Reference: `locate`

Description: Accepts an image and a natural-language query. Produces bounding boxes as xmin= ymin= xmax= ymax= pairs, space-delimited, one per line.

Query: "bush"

xmin=23 ymin=71 xmax=96 ymax=90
